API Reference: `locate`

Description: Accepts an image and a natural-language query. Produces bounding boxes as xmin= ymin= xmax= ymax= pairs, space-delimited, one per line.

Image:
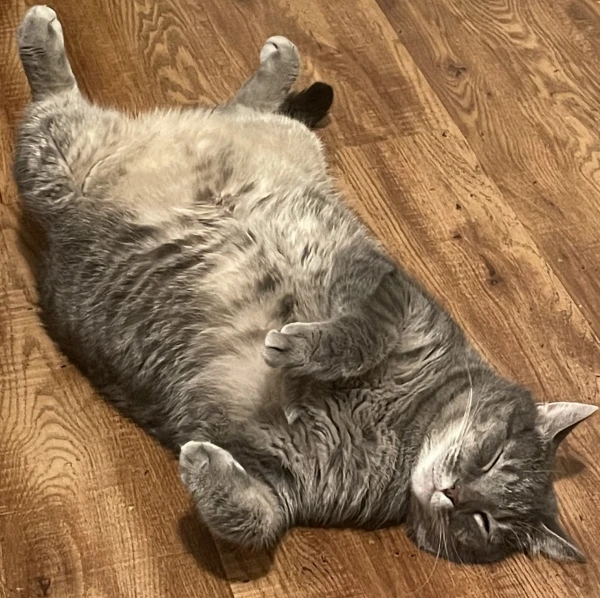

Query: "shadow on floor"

xmin=555 ymin=452 xmax=587 ymax=480
xmin=178 ymin=510 xmax=276 ymax=582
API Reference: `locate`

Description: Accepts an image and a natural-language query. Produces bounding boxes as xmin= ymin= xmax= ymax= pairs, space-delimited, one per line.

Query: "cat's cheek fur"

xmin=411 ymin=422 xmax=461 ymax=509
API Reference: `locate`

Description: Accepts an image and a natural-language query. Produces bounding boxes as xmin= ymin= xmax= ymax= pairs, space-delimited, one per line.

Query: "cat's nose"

xmin=442 ymin=484 xmax=460 ymax=506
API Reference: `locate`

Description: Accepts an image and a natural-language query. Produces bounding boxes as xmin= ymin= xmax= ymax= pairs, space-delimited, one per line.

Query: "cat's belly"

xmin=201 ymin=342 xmax=287 ymax=420
xmin=72 ymin=108 xmax=326 ymax=229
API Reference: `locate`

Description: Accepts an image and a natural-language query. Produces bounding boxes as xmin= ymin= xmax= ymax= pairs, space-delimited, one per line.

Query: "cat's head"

xmin=407 ymin=379 xmax=596 ymax=563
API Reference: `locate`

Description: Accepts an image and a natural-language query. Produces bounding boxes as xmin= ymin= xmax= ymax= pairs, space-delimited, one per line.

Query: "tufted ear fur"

xmin=536 ymin=402 xmax=597 ymax=451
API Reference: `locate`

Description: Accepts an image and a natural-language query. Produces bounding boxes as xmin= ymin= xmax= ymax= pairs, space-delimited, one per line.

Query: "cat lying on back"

xmin=15 ymin=5 xmax=596 ymax=563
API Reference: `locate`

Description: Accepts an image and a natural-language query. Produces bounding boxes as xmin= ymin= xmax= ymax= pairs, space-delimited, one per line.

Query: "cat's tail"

xmin=179 ymin=441 xmax=288 ymax=549
xmin=280 ymin=82 xmax=334 ymax=127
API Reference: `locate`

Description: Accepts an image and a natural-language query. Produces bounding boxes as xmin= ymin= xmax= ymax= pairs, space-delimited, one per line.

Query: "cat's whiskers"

xmin=410 ymin=518 xmax=444 ymax=594
xmin=446 ymin=358 xmax=477 ymax=468
xmin=441 ymin=523 xmax=450 ymax=561
xmin=447 ymin=527 xmax=467 ymax=566
xmin=504 ymin=526 xmax=526 ymax=553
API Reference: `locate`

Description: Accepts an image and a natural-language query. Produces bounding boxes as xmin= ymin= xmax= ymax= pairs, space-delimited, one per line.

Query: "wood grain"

xmin=1 ymin=0 xmax=600 ymax=596
xmin=377 ymin=0 xmax=600 ymax=338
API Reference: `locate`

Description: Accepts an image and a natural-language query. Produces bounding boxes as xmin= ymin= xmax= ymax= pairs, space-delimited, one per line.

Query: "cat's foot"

xmin=230 ymin=36 xmax=300 ymax=112
xmin=18 ymin=6 xmax=75 ymax=100
xmin=263 ymin=322 xmax=321 ymax=370
xmin=179 ymin=441 xmax=285 ymax=549
xmin=259 ymin=36 xmax=300 ymax=78
xmin=18 ymin=6 xmax=65 ymax=54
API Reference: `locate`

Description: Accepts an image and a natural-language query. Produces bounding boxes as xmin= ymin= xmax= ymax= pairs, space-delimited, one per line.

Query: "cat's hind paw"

xmin=18 ymin=5 xmax=75 ymax=100
xmin=18 ymin=6 xmax=64 ymax=51
xmin=259 ymin=36 xmax=299 ymax=65
xmin=180 ymin=441 xmax=245 ymax=485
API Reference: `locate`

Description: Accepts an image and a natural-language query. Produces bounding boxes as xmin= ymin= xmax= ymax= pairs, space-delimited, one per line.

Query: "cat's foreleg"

xmin=263 ymin=251 xmax=408 ymax=380
xmin=263 ymin=314 xmax=400 ymax=380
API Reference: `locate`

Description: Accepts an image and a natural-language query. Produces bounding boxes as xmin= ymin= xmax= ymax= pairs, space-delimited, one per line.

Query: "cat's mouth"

xmin=429 ymin=489 xmax=454 ymax=511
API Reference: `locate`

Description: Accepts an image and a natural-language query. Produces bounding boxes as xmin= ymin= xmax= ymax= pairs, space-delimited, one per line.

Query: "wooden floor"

xmin=1 ymin=0 xmax=600 ymax=596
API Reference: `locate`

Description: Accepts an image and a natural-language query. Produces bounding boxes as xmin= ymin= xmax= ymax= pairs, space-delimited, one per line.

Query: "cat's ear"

xmin=536 ymin=402 xmax=597 ymax=449
xmin=529 ymin=515 xmax=586 ymax=562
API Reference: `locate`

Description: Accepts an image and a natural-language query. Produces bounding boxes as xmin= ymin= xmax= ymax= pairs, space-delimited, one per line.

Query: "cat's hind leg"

xmin=18 ymin=6 xmax=77 ymax=102
xmin=179 ymin=441 xmax=287 ymax=549
xmin=15 ymin=7 xmax=114 ymax=225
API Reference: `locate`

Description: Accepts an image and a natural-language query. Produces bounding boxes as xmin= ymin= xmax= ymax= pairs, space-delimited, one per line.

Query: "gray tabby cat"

xmin=15 ymin=5 xmax=596 ymax=564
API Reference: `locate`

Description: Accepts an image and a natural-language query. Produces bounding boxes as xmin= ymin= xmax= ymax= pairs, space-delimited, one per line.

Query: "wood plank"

xmin=377 ymin=0 xmax=600 ymax=337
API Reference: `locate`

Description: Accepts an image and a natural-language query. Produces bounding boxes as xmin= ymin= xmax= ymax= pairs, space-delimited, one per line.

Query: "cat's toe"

xmin=201 ymin=442 xmax=245 ymax=472
xmin=24 ymin=5 xmax=57 ymax=22
xmin=264 ymin=329 xmax=291 ymax=351
xmin=179 ymin=440 xmax=210 ymax=476
xmin=19 ymin=4 xmax=63 ymax=42
xmin=280 ymin=322 xmax=318 ymax=336
xmin=263 ymin=330 xmax=297 ymax=368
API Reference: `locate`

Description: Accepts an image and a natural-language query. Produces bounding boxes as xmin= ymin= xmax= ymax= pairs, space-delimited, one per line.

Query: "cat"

xmin=14 ymin=5 xmax=597 ymax=564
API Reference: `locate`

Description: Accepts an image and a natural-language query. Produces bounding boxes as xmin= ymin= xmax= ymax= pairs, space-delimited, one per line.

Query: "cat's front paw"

xmin=180 ymin=441 xmax=244 ymax=484
xmin=262 ymin=322 xmax=320 ymax=370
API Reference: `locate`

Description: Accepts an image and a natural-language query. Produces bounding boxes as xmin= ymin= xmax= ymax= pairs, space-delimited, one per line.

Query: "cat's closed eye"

xmin=473 ymin=512 xmax=491 ymax=538
xmin=480 ymin=445 xmax=503 ymax=473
